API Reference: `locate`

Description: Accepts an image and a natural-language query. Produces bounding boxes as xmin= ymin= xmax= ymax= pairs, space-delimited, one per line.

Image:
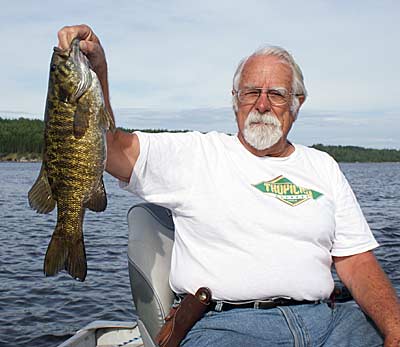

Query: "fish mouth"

xmin=53 ymin=46 xmax=70 ymax=58
xmin=53 ymin=39 xmax=92 ymax=102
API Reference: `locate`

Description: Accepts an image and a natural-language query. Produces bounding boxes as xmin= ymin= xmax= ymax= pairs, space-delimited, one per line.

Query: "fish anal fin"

xmin=73 ymin=101 xmax=90 ymax=138
xmin=84 ymin=178 xmax=107 ymax=212
xmin=28 ymin=165 xmax=56 ymax=214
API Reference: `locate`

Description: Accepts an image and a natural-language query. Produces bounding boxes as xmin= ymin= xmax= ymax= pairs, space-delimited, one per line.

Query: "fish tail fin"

xmin=44 ymin=223 xmax=87 ymax=281
xmin=65 ymin=236 xmax=87 ymax=282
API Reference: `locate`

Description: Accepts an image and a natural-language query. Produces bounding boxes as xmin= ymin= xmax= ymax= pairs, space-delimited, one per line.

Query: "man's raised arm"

xmin=57 ymin=24 xmax=140 ymax=182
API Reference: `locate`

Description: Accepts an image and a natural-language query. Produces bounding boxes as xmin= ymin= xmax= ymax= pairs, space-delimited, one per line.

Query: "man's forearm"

xmin=95 ymin=63 xmax=115 ymax=126
xmin=334 ymin=252 xmax=400 ymax=339
xmin=91 ymin=57 xmax=138 ymax=183
xmin=100 ymin=74 xmax=114 ymax=121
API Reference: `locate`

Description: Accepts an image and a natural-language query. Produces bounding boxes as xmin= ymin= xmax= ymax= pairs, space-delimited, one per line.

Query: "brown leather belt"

xmin=208 ymin=298 xmax=320 ymax=312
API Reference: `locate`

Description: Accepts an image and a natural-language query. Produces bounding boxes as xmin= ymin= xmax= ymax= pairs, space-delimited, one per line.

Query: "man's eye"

xmin=269 ymin=90 xmax=285 ymax=97
xmin=244 ymin=90 xmax=259 ymax=96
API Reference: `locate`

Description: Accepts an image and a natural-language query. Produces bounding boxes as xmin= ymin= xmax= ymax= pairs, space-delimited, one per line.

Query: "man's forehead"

xmin=240 ymin=55 xmax=292 ymax=87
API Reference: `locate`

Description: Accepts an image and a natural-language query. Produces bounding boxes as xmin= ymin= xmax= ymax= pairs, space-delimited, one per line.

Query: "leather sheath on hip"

xmin=155 ymin=287 xmax=212 ymax=347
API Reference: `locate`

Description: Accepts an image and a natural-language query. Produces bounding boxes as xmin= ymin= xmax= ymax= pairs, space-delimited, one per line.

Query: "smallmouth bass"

xmin=28 ymin=39 xmax=115 ymax=281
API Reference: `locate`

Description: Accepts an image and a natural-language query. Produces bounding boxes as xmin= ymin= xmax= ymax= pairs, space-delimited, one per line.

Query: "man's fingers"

xmin=57 ymin=24 xmax=100 ymax=49
xmin=384 ymin=335 xmax=400 ymax=347
xmin=79 ymin=40 xmax=100 ymax=56
xmin=57 ymin=28 xmax=73 ymax=49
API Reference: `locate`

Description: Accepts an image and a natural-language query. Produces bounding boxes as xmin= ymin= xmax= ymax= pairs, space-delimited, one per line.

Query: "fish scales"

xmin=28 ymin=39 xmax=115 ymax=281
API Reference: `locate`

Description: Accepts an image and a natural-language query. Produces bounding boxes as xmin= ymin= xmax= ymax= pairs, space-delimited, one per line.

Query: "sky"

xmin=1 ymin=0 xmax=399 ymax=148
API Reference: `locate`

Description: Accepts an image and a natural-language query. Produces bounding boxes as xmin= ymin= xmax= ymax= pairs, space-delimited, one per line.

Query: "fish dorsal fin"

xmin=99 ymin=106 xmax=116 ymax=132
xmin=73 ymin=101 xmax=90 ymax=138
xmin=28 ymin=164 xmax=56 ymax=214
xmin=84 ymin=177 xmax=107 ymax=212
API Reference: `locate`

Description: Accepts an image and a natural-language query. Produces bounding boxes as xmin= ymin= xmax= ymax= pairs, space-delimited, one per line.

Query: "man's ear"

xmin=232 ymin=90 xmax=239 ymax=113
xmin=298 ymin=94 xmax=306 ymax=107
xmin=290 ymin=95 xmax=306 ymax=120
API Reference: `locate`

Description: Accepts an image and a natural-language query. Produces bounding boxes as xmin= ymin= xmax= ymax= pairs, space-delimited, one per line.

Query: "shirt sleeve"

xmin=330 ymin=161 xmax=379 ymax=256
xmin=120 ymin=131 xmax=200 ymax=213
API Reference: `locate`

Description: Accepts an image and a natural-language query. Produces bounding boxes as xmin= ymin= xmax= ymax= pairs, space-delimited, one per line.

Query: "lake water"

xmin=0 ymin=162 xmax=399 ymax=347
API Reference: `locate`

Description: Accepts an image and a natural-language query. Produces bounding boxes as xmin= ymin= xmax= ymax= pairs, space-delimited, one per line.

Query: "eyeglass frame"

xmin=232 ymin=87 xmax=304 ymax=106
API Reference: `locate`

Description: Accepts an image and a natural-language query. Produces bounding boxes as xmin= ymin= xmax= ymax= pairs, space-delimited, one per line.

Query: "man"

xmin=57 ymin=25 xmax=400 ymax=346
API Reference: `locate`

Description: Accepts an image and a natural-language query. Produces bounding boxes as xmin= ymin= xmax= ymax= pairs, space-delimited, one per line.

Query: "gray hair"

xmin=232 ymin=45 xmax=307 ymax=119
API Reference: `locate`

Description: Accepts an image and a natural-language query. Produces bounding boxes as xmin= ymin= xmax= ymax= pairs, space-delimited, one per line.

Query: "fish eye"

xmin=51 ymin=64 xmax=57 ymax=71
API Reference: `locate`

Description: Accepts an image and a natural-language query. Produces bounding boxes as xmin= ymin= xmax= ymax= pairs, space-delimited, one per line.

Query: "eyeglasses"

xmin=234 ymin=87 xmax=302 ymax=106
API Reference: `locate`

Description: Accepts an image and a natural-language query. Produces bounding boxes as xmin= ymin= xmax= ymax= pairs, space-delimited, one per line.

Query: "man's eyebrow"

xmin=240 ymin=84 xmax=288 ymax=90
xmin=268 ymin=86 xmax=288 ymax=91
xmin=241 ymin=83 xmax=258 ymax=89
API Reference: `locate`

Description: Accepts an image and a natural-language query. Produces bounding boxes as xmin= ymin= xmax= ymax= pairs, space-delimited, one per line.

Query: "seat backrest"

xmin=127 ymin=203 xmax=175 ymax=341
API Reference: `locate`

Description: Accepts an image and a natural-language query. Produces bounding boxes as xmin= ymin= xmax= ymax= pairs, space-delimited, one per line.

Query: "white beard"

xmin=242 ymin=111 xmax=283 ymax=150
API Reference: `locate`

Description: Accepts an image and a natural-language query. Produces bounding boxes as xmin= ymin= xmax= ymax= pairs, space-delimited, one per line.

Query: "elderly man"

xmin=57 ymin=25 xmax=400 ymax=346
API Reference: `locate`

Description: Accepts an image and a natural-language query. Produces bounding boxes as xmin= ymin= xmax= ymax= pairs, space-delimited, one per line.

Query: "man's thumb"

xmin=79 ymin=40 xmax=88 ymax=52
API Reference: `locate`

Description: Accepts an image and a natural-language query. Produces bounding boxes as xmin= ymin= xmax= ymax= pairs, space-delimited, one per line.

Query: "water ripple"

xmin=1 ymin=162 xmax=399 ymax=347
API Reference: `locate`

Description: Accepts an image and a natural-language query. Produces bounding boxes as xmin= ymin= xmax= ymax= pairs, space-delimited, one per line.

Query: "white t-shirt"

xmin=122 ymin=131 xmax=378 ymax=301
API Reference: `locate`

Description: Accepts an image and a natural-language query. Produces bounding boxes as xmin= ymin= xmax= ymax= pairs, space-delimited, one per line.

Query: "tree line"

xmin=311 ymin=144 xmax=400 ymax=162
xmin=0 ymin=117 xmax=43 ymax=156
xmin=1 ymin=117 xmax=399 ymax=162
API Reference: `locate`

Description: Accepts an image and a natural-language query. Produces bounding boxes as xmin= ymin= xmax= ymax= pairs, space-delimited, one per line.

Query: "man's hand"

xmin=57 ymin=24 xmax=107 ymax=78
xmin=334 ymin=251 xmax=400 ymax=346
xmin=385 ymin=333 xmax=400 ymax=347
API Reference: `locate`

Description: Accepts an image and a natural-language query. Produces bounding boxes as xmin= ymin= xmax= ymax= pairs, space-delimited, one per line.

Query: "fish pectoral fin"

xmin=84 ymin=178 xmax=107 ymax=212
xmin=28 ymin=165 xmax=56 ymax=214
xmin=73 ymin=101 xmax=90 ymax=138
xmin=99 ymin=106 xmax=116 ymax=132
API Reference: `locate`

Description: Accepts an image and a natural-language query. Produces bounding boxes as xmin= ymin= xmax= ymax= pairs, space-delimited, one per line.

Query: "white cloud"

xmin=0 ymin=0 xmax=399 ymax=148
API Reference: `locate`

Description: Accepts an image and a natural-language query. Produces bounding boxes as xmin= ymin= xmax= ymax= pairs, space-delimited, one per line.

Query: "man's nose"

xmin=254 ymin=91 xmax=271 ymax=114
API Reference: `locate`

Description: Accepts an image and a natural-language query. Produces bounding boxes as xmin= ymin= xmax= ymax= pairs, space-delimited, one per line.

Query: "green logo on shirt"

xmin=253 ymin=175 xmax=323 ymax=206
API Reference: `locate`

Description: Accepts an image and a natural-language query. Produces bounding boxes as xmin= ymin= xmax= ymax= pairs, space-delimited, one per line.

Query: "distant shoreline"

xmin=1 ymin=117 xmax=400 ymax=163
xmin=1 ymin=154 xmax=400 ymax=164
xmin=0 ymin=153 xmax=41 ymax=162
xmin=0 ymin=158 xmax=41 ymax=163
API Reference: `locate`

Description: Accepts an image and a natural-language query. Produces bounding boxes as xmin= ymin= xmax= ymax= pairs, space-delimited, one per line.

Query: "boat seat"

xmin=127 ymin=203 xmax=175 ymax=347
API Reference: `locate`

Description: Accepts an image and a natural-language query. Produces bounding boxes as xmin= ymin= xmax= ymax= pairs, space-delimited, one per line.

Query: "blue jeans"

xmin=180 ymin=301 xmax=383 ymax=347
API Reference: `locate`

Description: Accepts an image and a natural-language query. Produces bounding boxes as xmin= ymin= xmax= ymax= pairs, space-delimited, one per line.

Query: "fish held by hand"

xmin=28 ymin=38 xmax=115 ymax=281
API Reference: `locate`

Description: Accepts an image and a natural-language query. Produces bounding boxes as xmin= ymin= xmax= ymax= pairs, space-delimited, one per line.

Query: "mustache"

xmin=246 ymin=111 xmax=281 ymax=126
